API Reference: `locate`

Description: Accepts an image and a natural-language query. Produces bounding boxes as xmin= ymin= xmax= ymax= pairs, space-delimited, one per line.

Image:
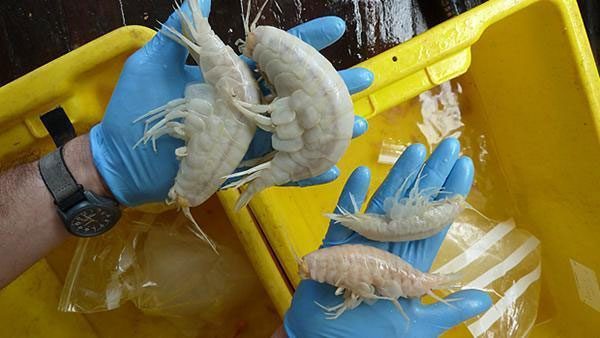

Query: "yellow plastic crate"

xmin=220 ymin=0 xmax=600 ymax=336
xmin=0 ymin=0 xmax=598 ymax=336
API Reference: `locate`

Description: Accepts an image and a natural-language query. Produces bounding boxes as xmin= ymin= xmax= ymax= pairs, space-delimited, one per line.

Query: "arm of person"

xmin=0 ymin=135 xmax=107 ymax=288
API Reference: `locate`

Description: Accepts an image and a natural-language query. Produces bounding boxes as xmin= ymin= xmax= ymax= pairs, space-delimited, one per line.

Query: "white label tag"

xmin=570 ymin=259 xmax=600 ymax=312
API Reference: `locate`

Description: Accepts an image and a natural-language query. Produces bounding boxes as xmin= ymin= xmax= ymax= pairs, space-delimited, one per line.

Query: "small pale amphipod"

xmin=326 ymin=172 xmax=467 ymax=242
xmin=299 ymin=244 xmax=461 ymax=319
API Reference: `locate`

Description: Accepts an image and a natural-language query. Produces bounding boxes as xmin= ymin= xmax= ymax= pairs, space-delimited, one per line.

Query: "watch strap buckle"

xmin=56 ymin=185 xmax=85 ymax=211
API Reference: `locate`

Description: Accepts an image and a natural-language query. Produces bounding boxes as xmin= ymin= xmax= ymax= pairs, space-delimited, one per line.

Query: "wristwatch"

xmin=38 ymin=147 xmax=121 ymax=237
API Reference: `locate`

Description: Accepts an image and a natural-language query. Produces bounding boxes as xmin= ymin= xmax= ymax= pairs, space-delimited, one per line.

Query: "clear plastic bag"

xmin=378 ymin=138 xmax=411 ymax=165
xmin=432 ymin=213 xmax=542 ymax=337
xmin=58 ymin=210 xmax=145 ymax=313
xmin=418 ymin=81 xmax=464 ymax=151
xmin=58 ymin=209 xmax=260 ymax=336
xmin=133 ymin=219 xmax=260 ymax=318
xmin=377 ymin=81 xmax=465 ymax=165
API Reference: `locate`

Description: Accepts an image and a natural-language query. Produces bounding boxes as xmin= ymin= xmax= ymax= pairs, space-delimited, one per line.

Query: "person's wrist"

xmin=63 ymin=134 xmax=114 ymax=200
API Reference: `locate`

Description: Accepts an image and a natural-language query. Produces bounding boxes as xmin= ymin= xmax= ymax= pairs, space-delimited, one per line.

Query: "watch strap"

xmin=39 ymin=147 xmax=85 ymax=211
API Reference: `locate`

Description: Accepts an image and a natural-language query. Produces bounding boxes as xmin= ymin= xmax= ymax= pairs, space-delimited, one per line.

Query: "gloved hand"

xmin=284 ymin=138 xmax=493 ymax=338
xmin=90 ymin=0 xmax=373 ymax=206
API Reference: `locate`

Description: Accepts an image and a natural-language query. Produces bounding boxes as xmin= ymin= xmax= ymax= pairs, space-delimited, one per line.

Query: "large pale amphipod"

xmin=223 ymin=1 xmax=355 ymax=210
xmin=135 ymin=1 xmax=260 ymax=251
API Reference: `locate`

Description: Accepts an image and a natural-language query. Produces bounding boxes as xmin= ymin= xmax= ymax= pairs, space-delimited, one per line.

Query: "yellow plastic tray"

xmin=0 ymin=0 xmax=598 ymax=336
xmin=218 ymin=0 xmax=600 ymax=336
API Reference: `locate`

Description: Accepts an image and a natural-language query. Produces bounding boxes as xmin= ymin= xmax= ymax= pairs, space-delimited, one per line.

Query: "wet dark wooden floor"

xmin=0 ymin=0 xmax=597 ymax=87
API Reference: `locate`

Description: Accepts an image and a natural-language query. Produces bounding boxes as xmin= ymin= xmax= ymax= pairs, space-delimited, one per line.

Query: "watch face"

xmin=68 ymin=206 xmax=119 ymax=237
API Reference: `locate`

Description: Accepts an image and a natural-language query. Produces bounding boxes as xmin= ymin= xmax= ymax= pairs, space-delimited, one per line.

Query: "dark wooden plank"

xmin=577 ymin=0 xmax=599 ymax=67
xmin=212 ymin=0 xmax=426 ymax=70
xmin=0 ymin=0 xmax=597 ymax=87
xmin=0 ymin=0 xmax=427 ymax=86
xmin=1 ymin=0 xmax=72 ymax=85
xmin=0 ymin=0 xmax=172 ymax=86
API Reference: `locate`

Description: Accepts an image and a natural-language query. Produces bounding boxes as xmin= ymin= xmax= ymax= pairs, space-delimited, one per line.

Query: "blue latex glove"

xmin=284 ymin=138 xmax=493 ymax=338
xmin=90 ymin=0 xmax=374 ymax=206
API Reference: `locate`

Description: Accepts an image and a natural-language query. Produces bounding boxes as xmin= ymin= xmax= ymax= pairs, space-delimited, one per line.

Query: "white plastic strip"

xmin=467 ymin=264 xmax=541 ymax=336
xmin=570 ymin=259 xmax=600 ymax=312
xmin=465 ymin=236 xmax=540 ymax=289
xmin=433 ymin=219 xmax=516 ymax=274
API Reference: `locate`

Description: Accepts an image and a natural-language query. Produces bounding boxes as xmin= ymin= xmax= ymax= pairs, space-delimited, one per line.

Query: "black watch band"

xmin=38 ymin=147 xmax=121 ymax=237
xmin=39 ymin=147 xmax=86 ymax=211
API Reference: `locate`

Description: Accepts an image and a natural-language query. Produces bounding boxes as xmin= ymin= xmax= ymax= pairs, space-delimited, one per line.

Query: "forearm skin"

xmin=0 ymin=134 xmax=110 ymax=288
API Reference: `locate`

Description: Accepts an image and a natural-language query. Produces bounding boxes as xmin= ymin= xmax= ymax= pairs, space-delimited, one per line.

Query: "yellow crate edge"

xmin=217 ymin=190 xmax=292 ymax=317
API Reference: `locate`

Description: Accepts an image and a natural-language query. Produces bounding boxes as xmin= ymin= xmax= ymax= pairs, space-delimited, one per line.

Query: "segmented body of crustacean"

xmin=222 ymin=1 xmax=355 ymax=210
xmin=134 ymin=1 xmax=260 ymax=252
xmin=298 ymin=244 xmax=460 ymax=319
xmin=326 ymin=171 xmax=467 ymax=242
